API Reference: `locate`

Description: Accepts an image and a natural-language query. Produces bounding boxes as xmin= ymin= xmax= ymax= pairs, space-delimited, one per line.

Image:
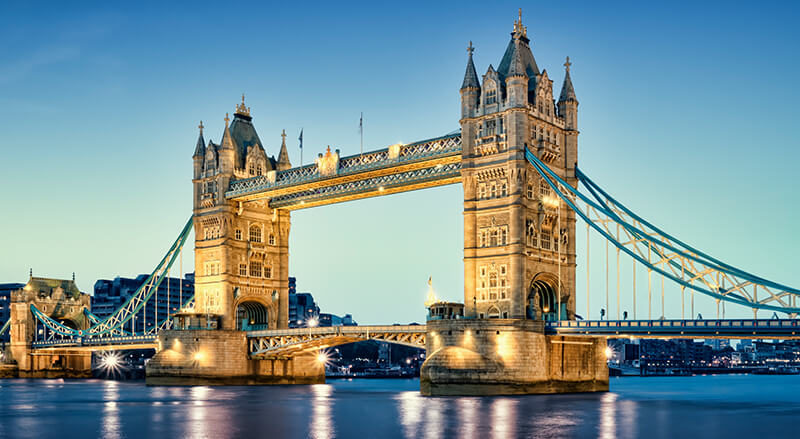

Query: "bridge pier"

xmin=420 ymin=319 xmax=608 ymax=396
xmin=146 ymin=330 xmax=324 ymax=385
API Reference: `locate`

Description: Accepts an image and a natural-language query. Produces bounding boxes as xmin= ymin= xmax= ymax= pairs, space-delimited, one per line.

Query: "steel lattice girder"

xmin=247 ymin=325 xmax=427 ymax=358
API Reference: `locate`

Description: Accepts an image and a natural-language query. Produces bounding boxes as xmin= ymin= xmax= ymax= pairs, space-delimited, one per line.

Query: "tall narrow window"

xmin=235 ymin=229 xmax=242 ymax=240
xmin=478 ymin=183 xmax=486 ymax=200
xmin=268 ymin=234 xmax=275 ymax=246
xmin=264 ymin=266 xmax=272 ymax=279
xmin=500 ymin=227 xmax=508 ymax=245
xmin=490 ymin=182 xmax=497 ymax=198
xmin=239 ymin=264 xmax=247 ymax=276
xmin=501 ymin=181 xmax=508 ymax=197
xmin=249 ymin=225 xmax=262 ymax=243
xmin=527 ymin=184 xmax=533 ymax=199
xmin=490 ymin=229 xmax=498 ymax=247
xmin=541 ymin=230 xmax=551 ymax=250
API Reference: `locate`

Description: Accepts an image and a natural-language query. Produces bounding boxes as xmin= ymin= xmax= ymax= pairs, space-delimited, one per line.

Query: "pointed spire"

xmin=220 ymin=113 xmax=235 ymax=150
xmin=507 ymin=38 xmax=528 ymax=78
xmin=277 ymin=129 xmax=292 ymax=170
xmin=558 ymin=56 xmax=577 ymax=103
xmin=461 ymin=41 xmax=480 ymax=90
xmin=193 ymin=120 xmax=206 ymax=157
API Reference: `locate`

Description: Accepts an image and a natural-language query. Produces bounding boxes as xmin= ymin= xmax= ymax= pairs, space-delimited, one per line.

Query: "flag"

xmin=298 ymin=128 xmax=303 ymax=149
xmin=359 ymin=113 xmax=363 ymax=135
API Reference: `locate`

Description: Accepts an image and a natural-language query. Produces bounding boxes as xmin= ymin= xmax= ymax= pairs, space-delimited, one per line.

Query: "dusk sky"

xmin=1 ymin=1 xmax=798 ymax=323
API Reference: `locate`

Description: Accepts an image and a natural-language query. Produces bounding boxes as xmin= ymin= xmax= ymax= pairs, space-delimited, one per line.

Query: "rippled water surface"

xmin=1 ymin=375 xmax=799 ymax=438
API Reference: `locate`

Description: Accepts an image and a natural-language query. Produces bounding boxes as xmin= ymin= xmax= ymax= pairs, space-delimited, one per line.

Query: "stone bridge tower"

xmin=460 ymin=12 xmax=579 ymax=322
xmin=191 ymin=97 xmax=292 ymax=331
xmin=8 ymin=275 xmax=91 ymax=376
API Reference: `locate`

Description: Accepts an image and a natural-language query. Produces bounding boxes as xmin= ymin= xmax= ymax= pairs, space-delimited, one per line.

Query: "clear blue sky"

xmin=1 ymin=1 xmax=798 ymax=323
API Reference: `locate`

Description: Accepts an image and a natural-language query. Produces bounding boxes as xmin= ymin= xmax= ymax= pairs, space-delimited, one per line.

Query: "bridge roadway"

xmin=546 ymin=318 xmax=800 ymax=339
xmin=20 ymin=318 xmax=800 ymax=354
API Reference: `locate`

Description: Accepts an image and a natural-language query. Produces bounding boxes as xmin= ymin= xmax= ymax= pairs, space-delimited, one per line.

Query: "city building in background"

xmin=92 ymin=274 xmax=194 ymax=333
xmin=288 ymin=291 xmax=320 ymax=328
xmin=0 ymin=283 xmax=25 ymax=344
xmin=319 ymin=313 xmax=357 ymax=327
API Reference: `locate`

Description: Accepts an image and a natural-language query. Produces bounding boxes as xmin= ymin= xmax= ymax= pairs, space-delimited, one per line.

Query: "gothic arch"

xmin=234 ymin=297 xmax=272 ymax=331
xmin=527 ymin=272 xmax=561 ymax=321
xmin=486 ymin=305 xmax=501 ymax=319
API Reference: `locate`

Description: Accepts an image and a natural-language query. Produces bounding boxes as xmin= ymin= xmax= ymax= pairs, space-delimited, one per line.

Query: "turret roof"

xmin=461 ymin=41 xmax=480 ymax=90
xmin=558 ymin=57 xmax=577 ymax=103
xmin=193 ymin=121 xmax=206 ymax=157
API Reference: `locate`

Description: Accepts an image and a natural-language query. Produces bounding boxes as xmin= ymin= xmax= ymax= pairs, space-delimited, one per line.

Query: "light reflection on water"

xmin=101 ymin=380 xmax=121 ymax=439
xmin=311 ymin=384 xmax=334 ymax=439
xmin=0 ymin=376 xmax=799 ymax=439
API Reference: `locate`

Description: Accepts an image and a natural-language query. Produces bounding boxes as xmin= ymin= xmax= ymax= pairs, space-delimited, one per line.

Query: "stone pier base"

xmin=8 ymin=350 xmax=92 ymax=379
xmin=420 ymin=319 xmax=608 ymax=396
xmin=146 ymin=330 xmax=324 ymax=386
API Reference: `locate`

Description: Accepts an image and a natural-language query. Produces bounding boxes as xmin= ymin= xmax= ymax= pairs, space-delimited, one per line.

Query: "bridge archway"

xmin=235 ymin=299 xmax=270 ymax=331
xmin=528 ymin=274 xmax=561 ymax=321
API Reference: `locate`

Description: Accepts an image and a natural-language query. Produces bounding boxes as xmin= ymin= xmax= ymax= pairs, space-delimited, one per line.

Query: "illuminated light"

xmin=96 ymin=351 xmax=125 ymax=377
xmin=315 ymin=350 xmax=331 ymax=366
xmin=406 ymin=358 xmax=412 ymax=365
xmin=604 ymin=346 xmax=614 ymax=360
xmin=435 ymin=164 xmax=443 ymax=169
xmin=543 ymin=306 xmax=550 ymax=313
xmin=378 ymin=186 xmax=385 ymax=192
xmin=173 ymin=339 xmax=182 ymax=351
xmin=307 ymin=317 xmax=318 ymax=328
xmin=192 ymin=351 xmax=205 ymax=362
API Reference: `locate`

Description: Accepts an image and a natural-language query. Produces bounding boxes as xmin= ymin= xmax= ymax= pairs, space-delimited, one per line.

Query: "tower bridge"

xmin=2 ymin=11 xmax=800 ymax=393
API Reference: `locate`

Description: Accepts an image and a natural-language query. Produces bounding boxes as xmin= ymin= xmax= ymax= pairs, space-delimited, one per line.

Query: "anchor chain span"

xmin=29 ymin=217 xmax=194 ymax=338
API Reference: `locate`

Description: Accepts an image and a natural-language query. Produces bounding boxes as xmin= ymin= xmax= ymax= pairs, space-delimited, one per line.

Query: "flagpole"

xmin=359 ymin=112 xmax=363 ymax=162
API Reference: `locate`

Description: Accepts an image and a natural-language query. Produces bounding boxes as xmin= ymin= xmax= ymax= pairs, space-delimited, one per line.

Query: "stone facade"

xmin=192 ymin=99 xmax=293 ymax=331
xmin=460 ymin=13 xmax=579 ymax=321
xmin=146 ymin=330 xmax=323 ymax=385
xmin=421 ymin=319 xmax=607 ymax=395
xmin=7 ymin=276 xmax=91 ymax=374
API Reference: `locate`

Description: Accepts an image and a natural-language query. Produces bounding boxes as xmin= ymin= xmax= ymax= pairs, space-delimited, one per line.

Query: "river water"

xmin=0 ymin=375 xmax=798 ymax=438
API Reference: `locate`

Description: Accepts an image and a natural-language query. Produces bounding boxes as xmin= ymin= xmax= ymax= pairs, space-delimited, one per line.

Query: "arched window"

xmin=527 ymin=183 xmax=533 ymax=199
xmin=268 ymin=234 xmax=275 ymax=245
xmin=256 ymin=164 xmax=263 ymax=175
xmin=490 ymin=182 xmax=497 ymax=198
xmin=501 ymin=181 xmax=508 ymax=197
xmin=490 ymin=229 xmax=498 ymax=247
xmin=487 ymin=305 xmax=500 ymax=319
xmin=478 ymin=184 xmax=486 ymax=200
xmin=249 ymin=225 xmax=262 ymax=243
xmin=249 ymin=261 xmax=262 ymax=277
xmin=500 ymin=227 xmax=507 ymax=246
xmin=528 ymin=223 xmax=537 ymax=247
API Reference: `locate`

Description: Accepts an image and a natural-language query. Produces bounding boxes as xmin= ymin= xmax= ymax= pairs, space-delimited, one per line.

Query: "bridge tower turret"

xmin=459 ymin=10 xmax=578 ymax=322
xmin=191 ymin=97 xmax=290 ymax=331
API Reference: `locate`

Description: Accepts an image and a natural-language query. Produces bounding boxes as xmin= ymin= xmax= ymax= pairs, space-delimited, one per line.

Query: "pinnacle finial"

xmin=564 ymin=56 xmax=572 ymax=73
xmin=29 ymin=268 xmax=32 ymax=278
xmin=281 ymin=129 xmax=287 ymax=143
xmin=235 ymin=93 xmax=251 ymax=117
xmin=467 ymin=41 xmax=474 ymax=56
xmin=513 ymin=8 xmax=527 ymax=37
xmin=198 ymin=120 xmax=204 ymax=134
xmin=224 ymin=112 xmax=230 ymax=127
